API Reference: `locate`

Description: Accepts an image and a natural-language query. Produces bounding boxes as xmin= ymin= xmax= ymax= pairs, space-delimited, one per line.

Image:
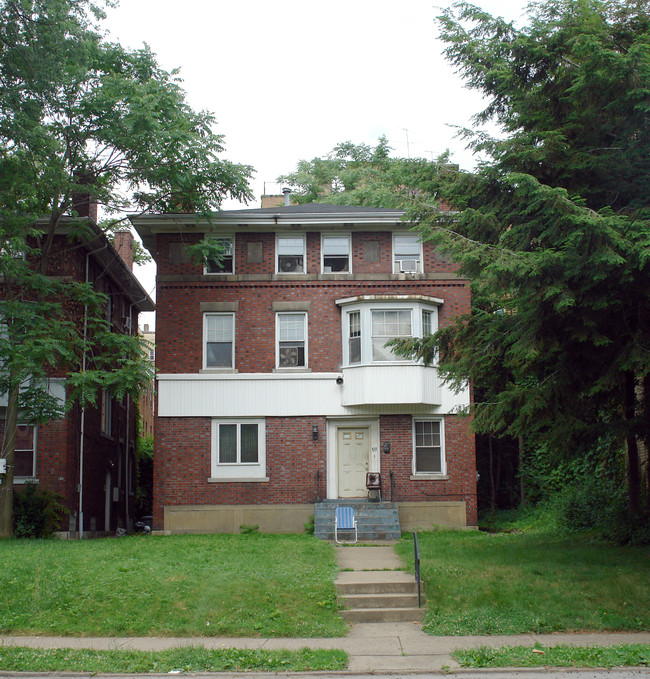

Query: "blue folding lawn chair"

xmin=334 ymin=505 xmax=357 ymax=544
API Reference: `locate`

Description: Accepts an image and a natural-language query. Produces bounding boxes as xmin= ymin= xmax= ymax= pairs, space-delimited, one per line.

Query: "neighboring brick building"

xmin=132 ymin=203 xmax=477 ymax=534
xmin=0 ymin=224 xmax=155 ymax=536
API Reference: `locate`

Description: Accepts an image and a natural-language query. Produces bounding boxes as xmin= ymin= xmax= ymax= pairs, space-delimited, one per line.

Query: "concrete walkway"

xmin=2 ymin=543 xmax=650 ymax=673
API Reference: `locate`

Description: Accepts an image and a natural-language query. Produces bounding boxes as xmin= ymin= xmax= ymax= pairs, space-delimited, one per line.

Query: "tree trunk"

xmin=0 ymin=380 xmax=18 ymax=537
xmin=624 ymin=371 xmax=640 ymax=516
xmin=488 ymin=435 xmax=496 ymax=514
xmin=518 ymin=434 xmax=526 ymax=507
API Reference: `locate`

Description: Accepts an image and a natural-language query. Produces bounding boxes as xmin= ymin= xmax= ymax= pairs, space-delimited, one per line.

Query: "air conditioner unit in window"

xmin=397 ymin=259 xmax=419 ymax=273
xmin=279 ymin=256 xmax=302 ymax=273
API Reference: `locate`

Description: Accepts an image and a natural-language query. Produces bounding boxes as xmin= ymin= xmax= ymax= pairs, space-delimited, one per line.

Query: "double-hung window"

xmin=322 ymin=234 xmax=350 ymax=273
xmin=413 ymin=419 xmax=445 ymax=475
xmin=393 ymin=233 xmax=422 ymax=273
xmin=371 ymin=310 xmax=412 ymax=361
xmin=204 ymin=313 xmax=235 ymax=369
xmin=276 ymin=312 xmax=307 ymax=368
xmin=205 ymin=236 xmax=234 ymax=274
xmin=211 ymin=419 xmax=266 ymax=480
xmin=277 ymin=235 xmax=305 ymax=273
xmin=14 ymin=424 xmax=36 ymax=478
xmin=348 ymin=311 xmax=361 ymax=364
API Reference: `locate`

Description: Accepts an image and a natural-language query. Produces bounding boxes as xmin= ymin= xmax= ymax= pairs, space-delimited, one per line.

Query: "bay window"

xmin=338 ymin=296 xmax=441 ymax=366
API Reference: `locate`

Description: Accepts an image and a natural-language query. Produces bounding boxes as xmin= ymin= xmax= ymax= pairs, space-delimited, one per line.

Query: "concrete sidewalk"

xmin=2 ymin=626 xmax=650 ymax=673
xmin=1 ymin=543 xmax=649 ymax=673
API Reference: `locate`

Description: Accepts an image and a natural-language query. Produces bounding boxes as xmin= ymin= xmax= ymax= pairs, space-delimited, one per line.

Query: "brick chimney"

xmin=71 ymin=193 xmax=98 ymax=222
xmin=114 ymin=230 xmax=134 ymax=271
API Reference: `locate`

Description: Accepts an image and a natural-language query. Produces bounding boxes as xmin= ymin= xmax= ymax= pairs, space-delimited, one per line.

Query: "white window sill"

xmin=13 ymin=477 xmax=39 ymax=485
xmin=208 ymin=477 xmax=269 ymax=483
xmin=410 ymin=474 xmax=448 ymax=481
xmin=200 ymin=368 xmax=238 ymax=374
xmin=272 ymin=368 xmax=312 ymax=373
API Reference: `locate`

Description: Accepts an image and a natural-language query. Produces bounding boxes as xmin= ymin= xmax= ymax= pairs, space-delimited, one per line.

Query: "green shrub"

xmin=13 ymin=482 xmax=70 ymax=538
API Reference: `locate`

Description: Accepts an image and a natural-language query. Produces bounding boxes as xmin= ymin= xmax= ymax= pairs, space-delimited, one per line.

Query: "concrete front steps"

xmin=336 ymin=566 xmax=426 ymax=623
xmin=314 ymin=500 xmax=401 ymax=541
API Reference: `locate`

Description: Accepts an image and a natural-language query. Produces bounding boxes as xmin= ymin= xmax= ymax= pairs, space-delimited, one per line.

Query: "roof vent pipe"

xmin=282 ymin=187 xmax=291 ymax=206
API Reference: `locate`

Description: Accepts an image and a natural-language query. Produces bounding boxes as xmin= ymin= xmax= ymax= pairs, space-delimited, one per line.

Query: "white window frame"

xmin=276 ymin=312 xmax=308 ymax=369
xmin=204 ymin=236 xmax=234 ymax=275
xmin=210 ymin=418 xmax=266 ymax=480
xmin=321 ymin=233 xmax=351 ymax=274
xmin=340 ymin=300 xmax=438 ymax=366
xmin=393 ymin=233 xmax=423 ymax=273
xmin=14 ymin=423 xmax=36 ymax=479
xmin=203 ymin=313 xmax=235 ymax=370
xmin=276 ymin=234 xmax=305 ymax=274
xmin=412 ymin=418 xmax=446 ymax=477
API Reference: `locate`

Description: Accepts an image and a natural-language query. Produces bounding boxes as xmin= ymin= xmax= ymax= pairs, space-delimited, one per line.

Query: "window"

xmin=277 ymin=313 xmax=307 ymax=368
xmin=422 ymin=309 xmax=433 ymax=336
xmin=348 ymin=311 xmax=361 ymax=364
xmin=322 ymin=234 xmax=350 ymax=273
xmin=204 ymin=313 xmax=234 ymax=369
xmin=413 ymin=419 xmax=445 ymax=474
xmin=277 ymin=235 xmax=305 ymax=273
xmin=371 ymin=309 xmax=412 ymax=361
xmin=205 ymin=237 xmax=234 ymax=274
xmin=393 ymin=233 xmax=422 ymax=273
xmin=14 ymin=424 xmax=35 ymax=477
xmin=338 ymin=296 xmax=441 ymax=366
xmin=211 ymin=419 xmax=266 ymax=479
xmin=101 ymin=389 xmax=112 ymax=436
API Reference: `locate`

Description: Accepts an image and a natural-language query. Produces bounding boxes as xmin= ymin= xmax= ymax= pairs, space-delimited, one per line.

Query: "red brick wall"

xmin=379 ymin=414 xmax=477 ymax=526
xmin=153 ymin=415 xmax=328 ymax=528
xmin=153 ymin=413 xmax=476 ymax=528
xmin=156 ymin=279 xmax=470 ymax=374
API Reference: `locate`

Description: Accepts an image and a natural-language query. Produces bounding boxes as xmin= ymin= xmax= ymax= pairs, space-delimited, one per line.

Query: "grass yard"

xmin=395 ymin=529 xmax=650 ymax=636
xmin=453 ymin=644 xmax=650 ymax=668
xmin=0 ymin=533 xmax=347 ymax=638
xmin=0 ymin=647 xmax=347 ymax=673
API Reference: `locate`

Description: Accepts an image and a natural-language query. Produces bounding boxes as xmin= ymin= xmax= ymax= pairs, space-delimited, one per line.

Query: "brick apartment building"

xmin=132 ymin=203 xmax=477 ymax=534
xmin=0 ymin=224 xmax=154 ymax=536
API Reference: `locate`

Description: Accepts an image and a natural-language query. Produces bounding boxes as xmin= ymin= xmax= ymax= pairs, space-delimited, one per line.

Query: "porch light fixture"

xmin=383 ymin=441 xmax=391 ymax=454
xmin=312 ymin=424 xmax=319 ymax=441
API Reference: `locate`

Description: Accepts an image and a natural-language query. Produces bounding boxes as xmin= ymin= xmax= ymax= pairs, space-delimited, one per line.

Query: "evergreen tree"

xmin=396 ymin=0 xmax=650 ymax=524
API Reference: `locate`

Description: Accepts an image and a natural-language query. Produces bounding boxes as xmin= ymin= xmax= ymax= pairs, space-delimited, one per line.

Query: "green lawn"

xmin=0 ymin=533 xmax=347 ymax=638
xmin=395 ymin=529 xmax=650 ymax=635
xmin=453 ymin=644 xmax=650 ymax=668
xmin=0 ymin=647 xmax=347 ymax=673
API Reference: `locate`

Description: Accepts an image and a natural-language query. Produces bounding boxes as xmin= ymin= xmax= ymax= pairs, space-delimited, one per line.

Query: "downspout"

xmin=79 ymin=241 xmax=109 ymax=539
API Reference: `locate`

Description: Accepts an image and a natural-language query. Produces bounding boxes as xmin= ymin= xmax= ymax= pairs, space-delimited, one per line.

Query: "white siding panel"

xmin=341 ymin=365 xmax=441 ymax=406
xmin=158 ymin=373 xmax=346 ymax=418
xmin=157 ymin=371 xmax=469 ymax=418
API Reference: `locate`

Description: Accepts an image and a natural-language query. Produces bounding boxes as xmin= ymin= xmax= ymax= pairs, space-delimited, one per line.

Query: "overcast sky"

xmin=102 ymin=0 xmax=529 ymax=327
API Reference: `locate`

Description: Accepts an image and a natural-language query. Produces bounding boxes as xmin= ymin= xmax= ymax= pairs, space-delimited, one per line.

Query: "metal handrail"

xmin=389 ymin=470 xmax=395 ymax=502
xmin=414 ymin=531 xmax=422 ymax=608
xmin=315 ymin=469 xmax=321 ymax=502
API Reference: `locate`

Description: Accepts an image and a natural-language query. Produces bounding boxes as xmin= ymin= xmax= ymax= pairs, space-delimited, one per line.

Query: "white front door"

xmin=337 ymin=428 xmax=369 ymax=497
